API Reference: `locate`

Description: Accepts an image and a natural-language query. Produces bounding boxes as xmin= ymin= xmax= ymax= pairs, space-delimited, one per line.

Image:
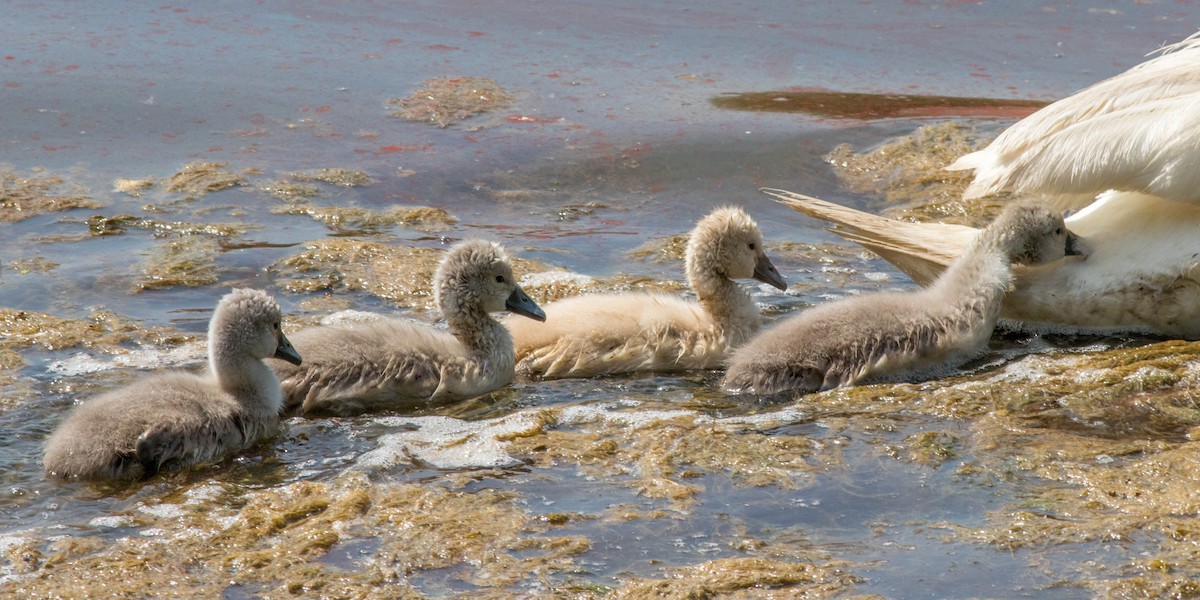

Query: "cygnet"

xmin=271 ymin=239 xmax=545 ymax=416
xmin=506 ymin=206 xmax=787 ymax=379
xmin=43 ymin=288 xmax=302 ymax=480
xmin=722 ymin=201 xmax=1086 ymax=396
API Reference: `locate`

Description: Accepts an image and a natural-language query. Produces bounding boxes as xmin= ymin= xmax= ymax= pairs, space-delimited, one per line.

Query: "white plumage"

xmin=769 ymin=33 xmax=1200 ymax=338
xmin=505 ymin=206 xmax=788 ymax=379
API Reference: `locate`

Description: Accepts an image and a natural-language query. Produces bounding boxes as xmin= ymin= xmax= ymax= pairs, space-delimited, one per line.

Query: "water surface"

xmin=2 ymin=1 xmax=1198 ymax=597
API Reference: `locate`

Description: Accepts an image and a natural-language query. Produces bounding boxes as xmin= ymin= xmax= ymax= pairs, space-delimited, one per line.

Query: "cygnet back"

xmin=722 ymin=201 xmax=1083 ymax=396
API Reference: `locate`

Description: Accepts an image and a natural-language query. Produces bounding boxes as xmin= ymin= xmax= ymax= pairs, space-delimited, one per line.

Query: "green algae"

xmin=272 ymin=237 xmax=679 ymax=311
xmin=627 ymin=232 xmax=689 ymax=263
xmin=389 ymin=77 xmax=515 ymax=128
xmin=0 ymin=166 xmax=101 ymax=223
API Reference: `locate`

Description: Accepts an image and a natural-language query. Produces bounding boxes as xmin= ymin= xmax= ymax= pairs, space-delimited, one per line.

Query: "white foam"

xmin=47 ymin=343 xmax=205 ymax=377
xmin=356 ymin=401 xmax=809 ymax=473
xmin=137 ymin=502 xmax=186 ymax=520
xmin=557 ymin=403 xmax=695 ymax=429
xmin=88 ymin=515 xmax=135 ymax=528
xmin=357 ymin=412 xmax=546 ymax=470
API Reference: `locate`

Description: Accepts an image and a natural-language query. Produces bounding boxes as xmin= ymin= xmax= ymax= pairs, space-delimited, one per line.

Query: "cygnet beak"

xmin=753 ymin=253 xmax=788 ymax=291
xmin=506 ymin=286 xmax=547 ymax=322
xmin=274 ymin=332 xmax=303 ymax=365
xmin=1065 ymin=230 xmax=1089 ymax=259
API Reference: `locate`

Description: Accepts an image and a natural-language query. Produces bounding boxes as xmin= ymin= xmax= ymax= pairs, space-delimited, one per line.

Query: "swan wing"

xmin=762 ymin=188 xmax=977 ymax=285
xmin=951 ymin=32 xmax=1200 ymax=207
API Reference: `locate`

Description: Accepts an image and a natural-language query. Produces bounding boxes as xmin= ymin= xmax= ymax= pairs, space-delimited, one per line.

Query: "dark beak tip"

xmin=506 ymin=287 xmax=547 ymax=322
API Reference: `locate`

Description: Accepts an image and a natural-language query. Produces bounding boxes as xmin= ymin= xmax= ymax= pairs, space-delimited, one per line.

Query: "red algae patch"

xmin=389 ymin=77 xmax=515 ymax=128
xmin=711 ymin=89 xmax=1046 ymax=120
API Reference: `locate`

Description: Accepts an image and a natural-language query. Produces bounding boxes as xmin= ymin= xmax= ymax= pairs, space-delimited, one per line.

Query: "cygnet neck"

xmin=209 ymin=334 xmax=282 ymax=416
xmin=688 ymin=260 xmax=759 ymax=334
xmin=928 ymin=226 xmax=1017 ymax=315
xmin=443 ymin=294 xmax=511 ymax=357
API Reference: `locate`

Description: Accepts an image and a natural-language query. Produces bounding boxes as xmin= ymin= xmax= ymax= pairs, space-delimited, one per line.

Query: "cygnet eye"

xmin=1055 ymin=227 xmax=1063 ymax=236
xmin=748 ymin=242 xmax=756 ymax=251
xmin=495 ymin=275 xmax=506 ymax=283
xmin=273 ymin=322 xmax=280 ymax=331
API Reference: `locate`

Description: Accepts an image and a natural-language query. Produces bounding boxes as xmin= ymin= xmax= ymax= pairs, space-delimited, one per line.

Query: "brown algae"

xmin=5 ymin=475 xmax=591 ymax=597
xmin=825 ymin=121 xmax=1005 ymax=227
xmin=112 ymin=177 xmax=155 ymax=197
xmin=272 ymin=204 xmax=458 ymax=234
xmin=0 ymin=166 xmax=101 ymax=223
xmin=0 ymin=307 xmax=194 ymax=353
xmin=811 ymin=117 xmax=1200 ymax=592
xmin=288 ymin=168 xmax=375 ymax=187
xmin=389 ymin=77 xmax=515 ymax=128
xmin=166 ymin=161 xmax=248 ymax=199
xmin=136 ymin=236 xmax=223 ymax=291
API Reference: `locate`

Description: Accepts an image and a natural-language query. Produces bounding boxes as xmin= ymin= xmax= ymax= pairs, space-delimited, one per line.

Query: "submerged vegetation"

xmin=4 ymin=121 xmax=1200 ymax=597
xmin=388 ymin=77 xmax=515 ymax=128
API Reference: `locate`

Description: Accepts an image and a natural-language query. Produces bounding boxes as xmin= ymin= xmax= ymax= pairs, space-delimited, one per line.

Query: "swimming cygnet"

xmin=722 ymin=201 xmax=1086 ymax=396
xmin=271 ymin=239 xmax=545 ymax=416
xmin=43 ymin=288 xmax=302 ymax=480
xmin=505 ymin=206 xmax=788 ymax=379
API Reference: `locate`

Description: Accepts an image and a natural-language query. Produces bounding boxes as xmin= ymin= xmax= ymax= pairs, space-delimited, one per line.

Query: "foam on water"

xmin=47 ymin=344 xmax=205 ymax=377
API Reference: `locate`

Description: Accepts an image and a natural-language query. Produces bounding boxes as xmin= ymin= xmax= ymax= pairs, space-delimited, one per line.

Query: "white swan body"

xmin=723 ymin=202 xmax=1083 ymax=396
xmin=765 ymin=33 xmax=1200 ymax=338
xmin=271 ymin=239 xmax=545 ymax=416
xmin=767 ymin=189 xmax=1200 ymax=338
xmin=43 ymin=288 xmax=302 ymax=480
xmin=950 ymin=33 xmax=1200 ymax=208
xmin=506 ymin=206 xmax=788 ymax=379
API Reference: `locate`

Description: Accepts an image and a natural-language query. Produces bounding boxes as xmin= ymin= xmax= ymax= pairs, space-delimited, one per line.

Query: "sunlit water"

xmin=2 ymin=2 xmax=1197 ymax=597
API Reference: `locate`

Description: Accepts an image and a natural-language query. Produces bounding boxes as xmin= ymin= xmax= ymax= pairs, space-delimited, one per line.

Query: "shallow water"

xmin=3 ymin=1 xmax=1199 ymax=598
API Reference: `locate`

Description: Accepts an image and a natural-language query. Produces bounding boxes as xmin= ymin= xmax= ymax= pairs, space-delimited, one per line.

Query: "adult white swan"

xmin=769 ymin=33 xmax=1200 ymax=338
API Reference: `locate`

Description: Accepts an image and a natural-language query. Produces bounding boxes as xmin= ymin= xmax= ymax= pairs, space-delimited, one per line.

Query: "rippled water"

xmin=3 ymin=2 xmax=1198 ymax=598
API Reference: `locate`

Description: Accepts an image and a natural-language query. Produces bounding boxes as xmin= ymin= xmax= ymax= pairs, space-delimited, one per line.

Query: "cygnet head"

xmin=685 ymin=206 xmax=787 ymax=290
xmin=210 ymin=288 xmax=302 ymax=365
xmin=987 ymin=201 xmax=1088 ymax=265
xmin=435 ymin=239 xmax=546 ymax=322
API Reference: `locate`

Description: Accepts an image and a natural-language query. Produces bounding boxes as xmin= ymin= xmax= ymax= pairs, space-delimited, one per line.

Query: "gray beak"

xmin=506 ymin=286 xmax=546 ymax=322
xmin=1065 ymin=231 xmax=1088 ymax=258
xmin=753 ymin=253 xmax=788 ymax=291
xmin=274 ymin=332 xmax=302 ymax=365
